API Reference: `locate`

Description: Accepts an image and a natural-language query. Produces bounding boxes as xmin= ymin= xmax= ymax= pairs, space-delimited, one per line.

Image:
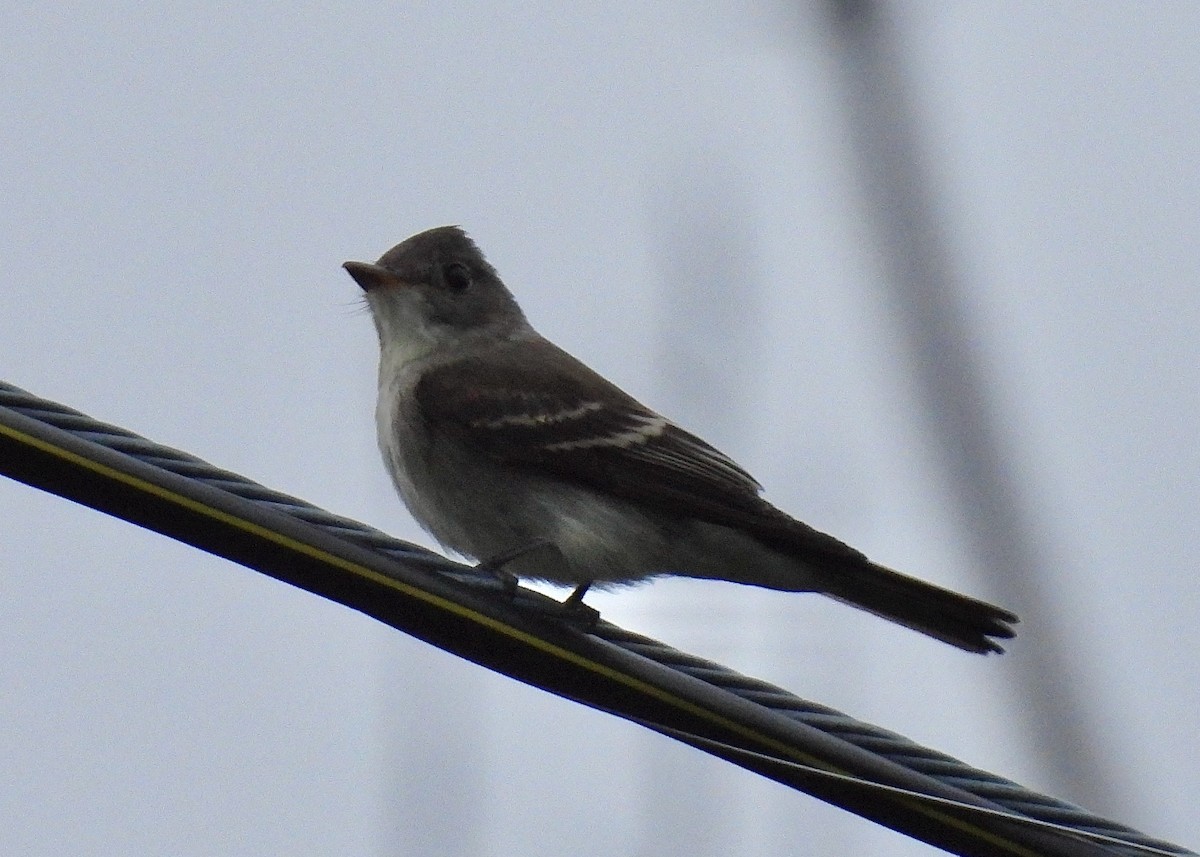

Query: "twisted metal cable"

xmin=0 ymin=380 xmax=1191 ymax=857
xmin=0 ymin=382 xmax=487 ymax=578
xmin=599 ymin=618 xmax=1178 ymax=853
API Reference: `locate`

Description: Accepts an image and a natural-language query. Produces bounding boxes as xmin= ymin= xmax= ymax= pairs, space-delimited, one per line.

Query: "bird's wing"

xmin=415 ymin=339 xmax=865 ymax=564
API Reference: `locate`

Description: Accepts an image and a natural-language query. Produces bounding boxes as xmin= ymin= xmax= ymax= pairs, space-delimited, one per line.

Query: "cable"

xmin=0 ymin=379 xmax=1193 ymax=857
xmin=625 ymin=716 xmax=1184 ymax=857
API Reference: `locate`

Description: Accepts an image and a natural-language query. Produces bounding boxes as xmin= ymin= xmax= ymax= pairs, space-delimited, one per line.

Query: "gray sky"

xmin=2 ymin=3 xmax=1197 ymax=855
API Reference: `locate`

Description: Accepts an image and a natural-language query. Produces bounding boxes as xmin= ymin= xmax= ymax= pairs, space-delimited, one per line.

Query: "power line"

xmin=0 ymin=379 xmax=1191 ymax=857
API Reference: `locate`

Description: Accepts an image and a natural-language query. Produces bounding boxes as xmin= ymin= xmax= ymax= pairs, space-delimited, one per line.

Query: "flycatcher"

xmin=344 ymin=226 xmax=1017 ymax=653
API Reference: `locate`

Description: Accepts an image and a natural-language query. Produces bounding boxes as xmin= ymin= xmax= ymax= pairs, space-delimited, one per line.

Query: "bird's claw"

xmin=555 ymin=582 xmax=600 ymax=629
xmin=476 ymin=539 xmax=562 ymax=598
xmin=477 ymin=546 xmax=600 ymax=629
xmin=474 ymin=556 xmax=520 ymax=598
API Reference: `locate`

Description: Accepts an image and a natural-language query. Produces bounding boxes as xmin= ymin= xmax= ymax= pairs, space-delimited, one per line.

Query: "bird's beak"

xmin=342 ymin=260 xmax=399 ymax=292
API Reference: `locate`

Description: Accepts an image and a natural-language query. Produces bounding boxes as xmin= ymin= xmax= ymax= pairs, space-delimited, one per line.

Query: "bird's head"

xmin=344 ymin=226 xmax=530 ymax=363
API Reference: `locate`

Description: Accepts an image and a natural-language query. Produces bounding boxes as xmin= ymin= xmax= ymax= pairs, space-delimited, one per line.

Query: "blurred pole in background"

xmin=641 ymin=169 xmax=845 ymax=855
xmin=813 ymin=0 xmax=1118 ymax=812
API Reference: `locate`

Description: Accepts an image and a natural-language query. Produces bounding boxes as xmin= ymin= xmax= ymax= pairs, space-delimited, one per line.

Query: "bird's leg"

xmin=476 ymin=539 xmax=557 ymax=597
xmin=478 ymin=545 xmax=600 ymax=629
xmin=563 ymin=581 xmax=592 ymax=608
xmin=556 ymin=581 xmax=600 ymax=628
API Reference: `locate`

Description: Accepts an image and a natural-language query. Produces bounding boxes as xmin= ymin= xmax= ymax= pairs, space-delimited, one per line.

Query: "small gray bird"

xmin=344 ymin=226 xmax=1017 ymax=653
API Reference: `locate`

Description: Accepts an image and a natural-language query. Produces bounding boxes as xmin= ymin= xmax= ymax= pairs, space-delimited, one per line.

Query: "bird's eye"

xmin=443 ymin=262 xmax=472 ymax=292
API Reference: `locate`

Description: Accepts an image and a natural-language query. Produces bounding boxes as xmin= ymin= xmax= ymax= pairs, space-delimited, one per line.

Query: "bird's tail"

xmin=820 ymin=561 xmax=1017 ymax=654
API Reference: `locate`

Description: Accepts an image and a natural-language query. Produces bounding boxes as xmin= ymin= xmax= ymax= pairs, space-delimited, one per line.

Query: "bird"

xmin=343 ymin=226 xmax=1018 ymax=653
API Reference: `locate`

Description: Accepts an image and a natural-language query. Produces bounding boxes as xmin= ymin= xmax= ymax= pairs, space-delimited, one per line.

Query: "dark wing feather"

xmin=415 ymin=339 xmax=866 ymax=566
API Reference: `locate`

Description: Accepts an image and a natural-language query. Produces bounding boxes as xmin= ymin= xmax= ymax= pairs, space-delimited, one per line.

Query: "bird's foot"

xmin=555 ymin=582 xmax=600 ymax=629
xmin=477 ymin=546 xmax=599 ymax=629
xmin=476 ymin=540 xmax=558 ymax=597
